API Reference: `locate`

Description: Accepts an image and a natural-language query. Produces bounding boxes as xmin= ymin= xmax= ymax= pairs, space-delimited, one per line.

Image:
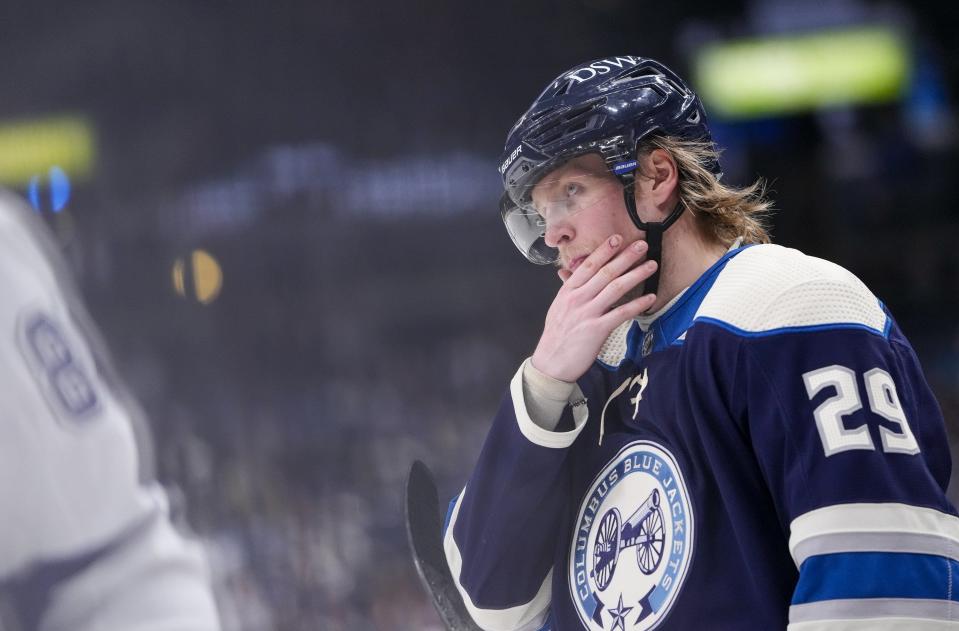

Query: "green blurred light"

xmin=693 ymin=27 xmax=911 ymax=119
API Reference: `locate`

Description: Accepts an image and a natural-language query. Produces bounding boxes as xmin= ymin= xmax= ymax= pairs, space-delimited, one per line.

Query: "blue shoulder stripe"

xmin=793 ymin=551 xmax=959 ymax=605
xmin=695 ymin=317 xmax=890 ymax=340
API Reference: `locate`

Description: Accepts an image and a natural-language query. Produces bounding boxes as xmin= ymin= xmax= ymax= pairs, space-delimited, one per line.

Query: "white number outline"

xmin=864 ymin=368 xmax=920 ymax=455
xmin=802 ymin=365 xmax=919 ymax=457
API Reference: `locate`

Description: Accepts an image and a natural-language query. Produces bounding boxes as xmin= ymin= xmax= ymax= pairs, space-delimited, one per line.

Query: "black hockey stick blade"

xmin=405 ymin=460 xmax=482 ymax=631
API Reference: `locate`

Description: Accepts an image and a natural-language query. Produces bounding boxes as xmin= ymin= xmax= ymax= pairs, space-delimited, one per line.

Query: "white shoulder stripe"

xmin=789 ymin=503 xmax=959 ymax=567
xmin=443 ymin=489 xmax=552 ymax=631
xmin=696 ymin=244 xmax=887 ymax=334
xmin=510 ymin=361 xmax=588 ymax=449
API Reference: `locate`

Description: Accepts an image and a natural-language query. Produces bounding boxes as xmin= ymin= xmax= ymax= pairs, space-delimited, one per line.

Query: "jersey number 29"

xmin=802 ymin=365 xmax=920 ymax=457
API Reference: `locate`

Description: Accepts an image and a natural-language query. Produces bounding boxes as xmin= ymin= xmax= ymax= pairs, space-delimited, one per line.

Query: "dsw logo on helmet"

xmin=563 ymin=56 xmax=644 ymax=85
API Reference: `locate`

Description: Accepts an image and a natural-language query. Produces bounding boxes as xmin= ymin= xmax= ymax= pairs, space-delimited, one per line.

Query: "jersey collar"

xmin=625 ymin=241 xmax=753 ymax=361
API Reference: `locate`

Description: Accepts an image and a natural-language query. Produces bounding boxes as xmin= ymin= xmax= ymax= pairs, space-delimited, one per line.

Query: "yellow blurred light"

xmin=172 ymin=259 xmax=186 ymax=297
xmin=693 ymin=27 xmax=911 ymax=119
xmin=0 ymin=116 xmax=95 ymax=185
xmin=192 ymin=249 xmax=222 ymax=304
xmin=171 ymin=249 xmax=222 ymax=305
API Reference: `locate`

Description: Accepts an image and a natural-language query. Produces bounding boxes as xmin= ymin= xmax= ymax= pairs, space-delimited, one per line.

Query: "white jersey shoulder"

xmin=0 ymin=194 xmax=148 ymax=578
xmin=0 ymin=193 xmax=220 ymax=629
xmin=695 ymin=243 xmax=887 ymax=335
xmin=0 ymin=191 xmax=61 ymax=300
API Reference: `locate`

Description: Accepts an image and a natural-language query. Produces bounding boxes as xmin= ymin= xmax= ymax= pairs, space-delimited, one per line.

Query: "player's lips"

xmin=568 ymin=256 xmax=587 ymax=273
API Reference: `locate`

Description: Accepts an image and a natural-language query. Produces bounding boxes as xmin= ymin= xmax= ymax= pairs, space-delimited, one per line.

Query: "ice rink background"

xmin=4 ymin=1 xmax=959 ymax=629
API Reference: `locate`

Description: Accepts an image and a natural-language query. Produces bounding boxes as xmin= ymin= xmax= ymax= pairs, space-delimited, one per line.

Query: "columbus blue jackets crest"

xmin=569 ymin=441 xmax=694 ymax=630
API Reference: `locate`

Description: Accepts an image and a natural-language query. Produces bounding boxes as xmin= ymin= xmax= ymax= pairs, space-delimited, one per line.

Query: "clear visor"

xmin=500 ymin=170 xmax=624 ymax=265
xmin=500 ymin=192 xmax=556 ymax=264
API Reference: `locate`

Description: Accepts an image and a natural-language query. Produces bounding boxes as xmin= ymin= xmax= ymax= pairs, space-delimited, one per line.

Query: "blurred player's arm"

xmin=0 ymin=194 xmax=220 ymax=631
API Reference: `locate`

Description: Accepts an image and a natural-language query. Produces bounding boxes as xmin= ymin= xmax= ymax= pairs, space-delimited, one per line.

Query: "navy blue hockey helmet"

xmin=499 ymin=56 xmax=719 ymax=275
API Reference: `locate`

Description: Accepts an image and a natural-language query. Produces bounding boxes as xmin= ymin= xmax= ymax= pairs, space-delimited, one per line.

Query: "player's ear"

xmin=633 ymin=147 xmax=678 ymax=214
xmin=642 ymin=148 xmax=678 ymax=204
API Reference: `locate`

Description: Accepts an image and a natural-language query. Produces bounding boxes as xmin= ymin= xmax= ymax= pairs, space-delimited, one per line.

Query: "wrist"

xmin=526 ymin=357 xmax=577 ymax=394
xmin=529 ymin=353 xmax=579 ymax=384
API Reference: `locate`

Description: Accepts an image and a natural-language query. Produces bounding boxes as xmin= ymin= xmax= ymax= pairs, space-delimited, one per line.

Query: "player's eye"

xmin=565 ymin=182 xmax=580 ymax=197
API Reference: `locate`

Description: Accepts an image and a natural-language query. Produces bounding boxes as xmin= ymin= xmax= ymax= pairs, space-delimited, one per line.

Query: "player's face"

xmin=531 ymin=153 xmax=643 ymax=274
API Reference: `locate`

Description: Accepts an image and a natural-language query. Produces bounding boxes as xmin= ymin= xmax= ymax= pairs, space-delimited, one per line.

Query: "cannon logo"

xmin=568 ymin=441 xmax=694 ymax=630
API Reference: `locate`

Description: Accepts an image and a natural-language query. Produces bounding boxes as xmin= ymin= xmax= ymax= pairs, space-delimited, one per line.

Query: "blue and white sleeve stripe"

xmin=443 ymin=487 xmax=553 ymax=631
xmin=788 ymin=503 xmax=959 ymax=629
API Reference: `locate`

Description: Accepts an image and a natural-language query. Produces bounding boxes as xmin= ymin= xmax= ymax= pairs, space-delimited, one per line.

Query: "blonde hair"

xmin=636 ymin=136 xmax=772 ymax=246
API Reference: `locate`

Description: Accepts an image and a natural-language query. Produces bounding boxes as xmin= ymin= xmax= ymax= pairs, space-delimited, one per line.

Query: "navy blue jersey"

xmin=445 ymin=244 xmax=959 ymax=631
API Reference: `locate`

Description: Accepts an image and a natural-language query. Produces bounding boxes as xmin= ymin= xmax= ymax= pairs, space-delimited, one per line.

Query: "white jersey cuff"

xmin=511 ymin=360 xmax=587 ymax=448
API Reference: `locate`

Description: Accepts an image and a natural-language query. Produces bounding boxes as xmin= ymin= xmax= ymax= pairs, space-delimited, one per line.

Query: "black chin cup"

xmin=618 ymin=173 xmax=685 ymax=297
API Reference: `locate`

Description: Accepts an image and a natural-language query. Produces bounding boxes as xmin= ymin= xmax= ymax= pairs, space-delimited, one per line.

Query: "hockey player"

xmin=444 ymin=56 xmax=959 ymax=630
xmin=0 ymin=191 xmax=220 ymax=630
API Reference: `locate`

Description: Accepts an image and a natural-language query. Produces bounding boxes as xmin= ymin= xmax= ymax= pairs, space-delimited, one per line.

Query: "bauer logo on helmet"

xmin=499 ymin=144 xmax=523 ymax=175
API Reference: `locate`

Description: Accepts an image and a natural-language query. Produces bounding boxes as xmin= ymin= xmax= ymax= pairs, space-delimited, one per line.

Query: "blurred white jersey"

xmin=0 ymin=192 xmax=220 ymax=631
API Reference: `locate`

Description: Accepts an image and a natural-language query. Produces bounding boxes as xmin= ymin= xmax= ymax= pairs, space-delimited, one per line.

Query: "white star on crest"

xmin=607 ymin=594 xmax=633 ymax=631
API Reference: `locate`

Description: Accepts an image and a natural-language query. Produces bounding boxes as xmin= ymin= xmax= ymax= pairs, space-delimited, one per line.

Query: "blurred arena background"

xmin=4 ymin=0 xmax=958 ymax=628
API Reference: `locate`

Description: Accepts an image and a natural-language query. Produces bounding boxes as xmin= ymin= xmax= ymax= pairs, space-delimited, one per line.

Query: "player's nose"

xmin=544 ymin=218 xmax=574 ymax=248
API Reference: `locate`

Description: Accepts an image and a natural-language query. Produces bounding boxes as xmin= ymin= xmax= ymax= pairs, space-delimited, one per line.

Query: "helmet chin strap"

xmin=621 ymin=183 xmax=685 ymax=297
